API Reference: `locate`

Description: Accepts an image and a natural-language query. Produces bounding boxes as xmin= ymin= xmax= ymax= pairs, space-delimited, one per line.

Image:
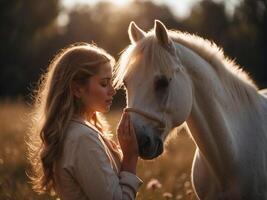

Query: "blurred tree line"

xmin=0 ymin=0 xmax=266 ymax=101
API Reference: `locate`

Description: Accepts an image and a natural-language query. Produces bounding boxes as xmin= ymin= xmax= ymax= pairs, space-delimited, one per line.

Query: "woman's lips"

xmin=106 ymin=99 xmax=113 ymax=105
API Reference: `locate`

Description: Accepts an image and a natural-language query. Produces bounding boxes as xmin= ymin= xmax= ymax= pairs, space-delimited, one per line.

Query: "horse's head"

xmin=114 ymin=20 xmax=193 ymax=159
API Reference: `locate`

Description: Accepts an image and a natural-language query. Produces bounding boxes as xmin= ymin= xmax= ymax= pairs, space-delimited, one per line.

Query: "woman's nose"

xmin=109 ymin=85 xmax=116 ymax=96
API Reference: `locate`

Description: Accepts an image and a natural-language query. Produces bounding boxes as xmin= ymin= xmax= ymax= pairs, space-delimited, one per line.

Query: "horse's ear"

xmin=154 ymin=20 xmax=170 ymax=47
xmin=128 ymin=21 xmax=146 ymax=44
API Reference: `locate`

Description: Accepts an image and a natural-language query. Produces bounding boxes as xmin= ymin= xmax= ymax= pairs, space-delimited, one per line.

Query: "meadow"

xmin=0 ymin=101 xmax=197 ymax=200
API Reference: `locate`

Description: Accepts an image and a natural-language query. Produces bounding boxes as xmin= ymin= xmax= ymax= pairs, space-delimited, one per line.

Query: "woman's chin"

xmin=100 ymin=106 xmax=111 ymax=113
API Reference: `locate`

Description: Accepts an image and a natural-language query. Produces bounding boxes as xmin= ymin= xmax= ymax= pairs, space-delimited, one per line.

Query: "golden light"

xmin=62 ymin=0 xmax=131 ymax=8
xmin=110 ymin=0 xmax=130 ymax=7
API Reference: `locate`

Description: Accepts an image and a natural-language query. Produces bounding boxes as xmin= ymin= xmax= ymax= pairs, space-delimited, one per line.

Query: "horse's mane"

xmin=168 ymin=30 xmax=257 ymax=88
xmin=114 ymin=30 xmax=258 ymax=105
xmin=169 ymin=30 xmax=261 ymax=108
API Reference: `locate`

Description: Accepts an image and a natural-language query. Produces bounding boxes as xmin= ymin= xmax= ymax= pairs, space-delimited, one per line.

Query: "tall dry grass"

xmin=0 ymin=102 xmax=196 ymax=200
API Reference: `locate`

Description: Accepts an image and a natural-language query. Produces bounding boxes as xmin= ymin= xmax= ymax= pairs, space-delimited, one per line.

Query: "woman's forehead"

xmin=97 ymin=63 xmax=112 ymax=77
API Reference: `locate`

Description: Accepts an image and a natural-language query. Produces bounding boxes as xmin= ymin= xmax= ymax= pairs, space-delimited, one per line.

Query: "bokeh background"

xmin=0 ymin=0 xmax=266 ymax=199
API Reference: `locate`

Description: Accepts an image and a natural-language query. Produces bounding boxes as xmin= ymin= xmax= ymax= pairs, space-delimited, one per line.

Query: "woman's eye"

xmin=101 ymin=79 xmax=113 ymax=87
xmin=101 ymin=82 xmax=108 ymax=87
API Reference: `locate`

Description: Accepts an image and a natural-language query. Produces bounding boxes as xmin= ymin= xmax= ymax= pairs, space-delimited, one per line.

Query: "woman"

xmin=27 ymin=43 xmax=142 ymax=200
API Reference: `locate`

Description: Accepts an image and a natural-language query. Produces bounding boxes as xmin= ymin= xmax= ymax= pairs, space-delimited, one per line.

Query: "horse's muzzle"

xmin=138 ymin=135 xmax=163 ymax=159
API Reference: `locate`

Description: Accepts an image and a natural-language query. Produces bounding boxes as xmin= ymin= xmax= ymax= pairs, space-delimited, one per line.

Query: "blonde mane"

xmin=169 ymin=30 xmax=257 ymax=87
xmin=114 ymin=30 xmax=259 ymax=106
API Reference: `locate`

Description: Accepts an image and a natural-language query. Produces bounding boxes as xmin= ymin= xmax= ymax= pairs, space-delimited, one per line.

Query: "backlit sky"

xmin=61 ymin=0 xmax=241 ymax=18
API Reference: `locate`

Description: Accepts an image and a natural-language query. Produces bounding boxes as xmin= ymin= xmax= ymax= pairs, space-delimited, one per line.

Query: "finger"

xmin=117 ymin=123 xmax=122 ymax=134
xmin=131 ymin=123 xmax=137 ymax=143
xmin=117 ymin=115 xmax=125 ymax=134
xmin=128 ymin=114 xmax=134 ymax=134
xmin=119 ymin=113 xmax=126 ymax=124
xmin=124 ymin=113 xmax=129 ymax=137
xmin=124 ymin=114 xmax=131 ymax=140
xmin=129 ymin=120 xmax=136 ymax=139
xmin=118 ymin=112 xmax=127 ymax=129
xmin=118 ymin=113 xmax=127 ymax=139
xmin=117 ymin=116 xmax=123 ymax=130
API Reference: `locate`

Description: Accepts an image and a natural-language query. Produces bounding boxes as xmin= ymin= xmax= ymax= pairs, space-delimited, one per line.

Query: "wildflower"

xmin=176 ymin=182 xmax=183 ymax=190
xmin=146 ymin=178 xmax=162 ymax=190
xmin=180 ymin=173 xmax=187 ymax=180
xmin=176 ymin=194 xmax=183 ymax=200
xmin=163 ymin=192 xmax=173 ymax=199
xmin=186 ymin=189 xmax=193 ymax=195
xmin=184 ymin=181 xmax=190 ymax=188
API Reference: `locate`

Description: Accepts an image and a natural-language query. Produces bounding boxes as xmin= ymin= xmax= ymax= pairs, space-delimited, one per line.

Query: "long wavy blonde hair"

xmin=27 ymin=43 xmax=115 ymax=195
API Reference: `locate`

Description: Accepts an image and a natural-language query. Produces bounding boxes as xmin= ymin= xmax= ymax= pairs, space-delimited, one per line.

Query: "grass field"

xmin=0 ymin=102 xmax=197 ymax=200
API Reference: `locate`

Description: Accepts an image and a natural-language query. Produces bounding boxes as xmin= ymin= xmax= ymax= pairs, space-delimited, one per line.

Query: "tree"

xmin=181 ymin=0 xmax=266 ymax=87
xmin=182 ymin=0 xmax=230 ymax=45
xmin=231 ymin=0 xmax=267 ymax=87
xmin=0 ymin=0 xmax=59 ymax=97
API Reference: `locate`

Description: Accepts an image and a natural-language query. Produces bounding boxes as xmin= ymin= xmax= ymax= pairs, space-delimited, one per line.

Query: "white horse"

xmin=114 ymin=20 xmax=267 ymax=200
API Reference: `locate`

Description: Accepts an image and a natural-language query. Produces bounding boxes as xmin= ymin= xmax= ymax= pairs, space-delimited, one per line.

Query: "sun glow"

xmin=62 ymin=0 xmax=131 ymax=9
xmin=62 ymin=0 xmax=242 ymax=19
xmin=62 ymin=0 xmax=195 ymax=18
xmin=111 ymin=0 xmax=130 ymax=7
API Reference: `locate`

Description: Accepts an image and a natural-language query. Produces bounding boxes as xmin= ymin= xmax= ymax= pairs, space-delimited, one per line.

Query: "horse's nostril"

xmin=140 ymin=135 xmax=151 ymax=151
xmin=157 ymin=139 xmax=163 ymax=155
xmin=138 ymin=135 xmax=163 ymax=159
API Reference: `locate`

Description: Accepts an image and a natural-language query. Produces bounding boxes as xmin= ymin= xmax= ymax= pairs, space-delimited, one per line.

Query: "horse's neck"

xmin=187 ymin=88 xmax=237 ymax=181
xmin=178 ymin=43 xmax=265 ymax=181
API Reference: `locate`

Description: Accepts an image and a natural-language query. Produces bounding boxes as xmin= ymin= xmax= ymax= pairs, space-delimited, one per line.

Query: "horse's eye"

xmin=154 ymin=75 xmax=169 ymax=91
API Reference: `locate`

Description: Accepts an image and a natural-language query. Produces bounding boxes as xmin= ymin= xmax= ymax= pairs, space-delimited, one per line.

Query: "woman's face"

xmin=78 ymin=63 xmax=116 ymax=114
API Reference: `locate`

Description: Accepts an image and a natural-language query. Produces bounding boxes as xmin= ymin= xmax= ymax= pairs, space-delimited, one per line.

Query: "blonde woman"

xmin=27 ymin=43 xmax=142 ymax=200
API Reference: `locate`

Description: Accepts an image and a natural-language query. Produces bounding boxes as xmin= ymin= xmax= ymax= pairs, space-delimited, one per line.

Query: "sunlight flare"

xmin=62 ymin=0 xmax=131 ymax=8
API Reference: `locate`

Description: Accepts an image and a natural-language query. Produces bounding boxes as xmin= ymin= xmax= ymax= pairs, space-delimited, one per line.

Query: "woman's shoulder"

xmin=56 ymin=119 xmax=104 ymax=172
xmin=60 ymin=119 xmax=105 ymax=161
xmin=65 ymin=119 xmax=100 ymax=144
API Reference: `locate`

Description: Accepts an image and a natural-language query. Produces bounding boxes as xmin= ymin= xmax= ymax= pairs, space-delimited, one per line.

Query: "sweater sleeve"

xmin=69 ymin=134 xmax=143 ymax=200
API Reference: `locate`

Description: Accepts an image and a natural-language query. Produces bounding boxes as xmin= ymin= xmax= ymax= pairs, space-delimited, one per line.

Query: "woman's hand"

xmin=117 ymin=112 xmax=139 ymax=174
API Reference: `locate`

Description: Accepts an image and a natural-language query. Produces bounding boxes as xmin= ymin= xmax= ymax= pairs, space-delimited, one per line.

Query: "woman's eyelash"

xmin=101 ymin=82 xmax=108 ymax=86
